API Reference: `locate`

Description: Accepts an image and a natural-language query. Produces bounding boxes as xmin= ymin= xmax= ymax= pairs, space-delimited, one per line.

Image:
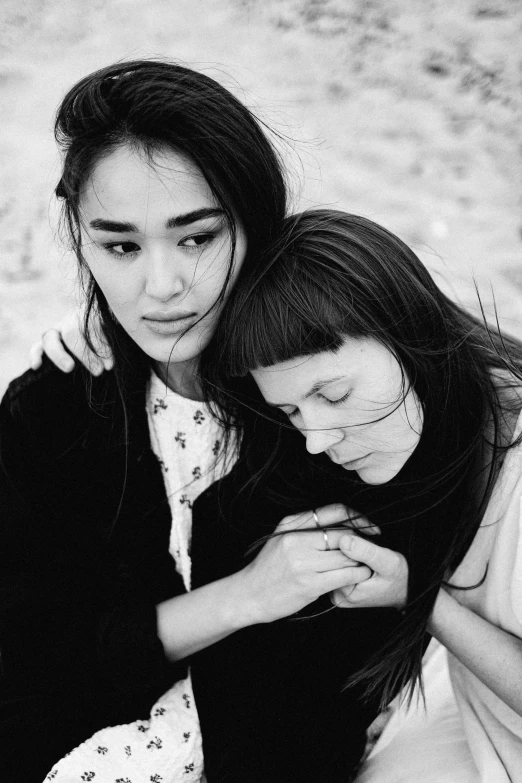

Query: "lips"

xmin=341 ymin=454 xmax=371 ymax=470
xmin=328 ymin=453 xmax=371 ymax=470
xmin=142 ymin=310 xmax=197 ymax=335
xmin=143 ymin=308 xmax=196 ymax=322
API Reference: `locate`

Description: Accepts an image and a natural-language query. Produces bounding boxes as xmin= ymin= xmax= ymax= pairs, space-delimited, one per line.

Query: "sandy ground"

xmin=0 ymin=0 xmax=521 ymax=395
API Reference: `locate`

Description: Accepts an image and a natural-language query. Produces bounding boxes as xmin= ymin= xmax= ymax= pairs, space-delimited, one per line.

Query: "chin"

xmin=357 ymin=456 xmax=413 ymax=485
xmin=140 ymin=337 xmax=203 ymax=366
xmin=356 ymin=467 xmax=397 ymax=485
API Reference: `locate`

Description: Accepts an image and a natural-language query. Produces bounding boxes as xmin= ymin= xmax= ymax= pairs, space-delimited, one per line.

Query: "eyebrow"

xmin=267 ymin=376 xmax=347 ymax=408
xmin=89 ymin=207 xmax=225 ymax=233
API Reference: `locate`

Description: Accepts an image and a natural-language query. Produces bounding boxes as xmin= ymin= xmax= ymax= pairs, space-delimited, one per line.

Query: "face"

xmin=251 ymin=337 xmax=423 ymax=485
xmin=80 ymin=145 xmax=247 ymax=394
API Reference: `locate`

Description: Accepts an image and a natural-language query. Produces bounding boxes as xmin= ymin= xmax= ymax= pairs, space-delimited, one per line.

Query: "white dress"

xmin=356 ymin=413 xmax=522 ymax=783
xmin=45 ymin=373 xmax=236 ymax=783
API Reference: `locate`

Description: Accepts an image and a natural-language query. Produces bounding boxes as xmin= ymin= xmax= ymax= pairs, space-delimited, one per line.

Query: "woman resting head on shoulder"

xmin=204 ymin=208 xmax=522 ymax=780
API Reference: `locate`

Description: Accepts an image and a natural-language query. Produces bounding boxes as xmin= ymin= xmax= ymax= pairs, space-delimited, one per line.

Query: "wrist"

xmin=427 ymin=587 xmax=454 ymax=636
xmin=217 ymin=568 xmax=265 ymax=631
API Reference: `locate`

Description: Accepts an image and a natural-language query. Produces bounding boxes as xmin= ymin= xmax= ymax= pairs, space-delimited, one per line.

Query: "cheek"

xmin=196 ymin=257 xmax=242 ymax=321
xmin=85 ymin=261 xmax=137 ymax=316
xmin=92 ymin=273 xmax=128 ymax=313
xmin=379 ymin=397 xmax=422 ymax=456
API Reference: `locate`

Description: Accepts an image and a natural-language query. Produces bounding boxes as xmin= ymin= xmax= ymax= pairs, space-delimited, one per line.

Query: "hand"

xmin=330 ymin=534 xmax=408 ymax=611
xmin=29 ymin=309 xmax=113 ymax=376
xmin=235 ymin=504 xmax=374 ymax=625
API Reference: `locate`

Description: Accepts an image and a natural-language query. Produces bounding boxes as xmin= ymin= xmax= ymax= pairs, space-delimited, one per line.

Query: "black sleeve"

xmin=0 ymin=369 xmax=182 ymax=782
xmin=191 ymin=467 xmax=403 ymax=783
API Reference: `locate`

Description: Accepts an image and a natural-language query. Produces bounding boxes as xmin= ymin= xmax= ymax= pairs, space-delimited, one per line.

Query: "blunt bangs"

xmin=219 ymin=210 xmax=418 ymax=378
xmin=224 ymin=250 xmax=351 ymax=376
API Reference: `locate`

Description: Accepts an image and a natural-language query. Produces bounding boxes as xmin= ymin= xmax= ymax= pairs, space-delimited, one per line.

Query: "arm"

xmin=428 ymin=588 xmax=522 ymax=714
xmin=1 ymin=380 xmax=368 ymax=671
xmin=0 ymin=376 xmax=171 ymax=738
xmin=335 ymin=534 xmax=522 ymax=714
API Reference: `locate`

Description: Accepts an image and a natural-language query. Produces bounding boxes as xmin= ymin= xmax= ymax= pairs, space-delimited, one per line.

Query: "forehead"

xmin=251 ymin=338 xmax=398 ymax=400
xmin=81 ymin=144 xmax=215 ymax=219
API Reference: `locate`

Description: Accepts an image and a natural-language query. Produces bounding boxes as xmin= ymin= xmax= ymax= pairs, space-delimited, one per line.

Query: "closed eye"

xmin=324 ymin=391 xmax=351 ymax=406
xmin=282 ymin=390 xmax=351 ymax=419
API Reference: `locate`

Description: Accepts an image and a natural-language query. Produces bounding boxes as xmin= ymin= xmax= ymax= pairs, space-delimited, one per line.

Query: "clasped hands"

xmin=29 ymin=324 xmax=409 ymax=618
xmin=239 ymin=503 xmax=408 ymax=626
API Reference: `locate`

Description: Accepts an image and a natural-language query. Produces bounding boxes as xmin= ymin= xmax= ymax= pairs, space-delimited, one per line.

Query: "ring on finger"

xmin=322 ymin=529 xmax=332 ymax=551
xmin=313 ymin=509 xmax=332 ymax=551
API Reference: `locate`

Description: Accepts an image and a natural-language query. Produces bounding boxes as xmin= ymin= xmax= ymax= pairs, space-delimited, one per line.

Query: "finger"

xmin=342 ymin=511 xmax=381 ymax=536
xmin=313 ymin=505 xmax=380 ymax=537
xmin=276 ymin=507 xmax=344 ymax=531
xmin=339 ymin=534 xmax=404 ymax=578
xmin=316 ymin=527 xmax=367 ymax=551
xmin=82 ymin=352 xmax=106 ymax=376
xmin=331 ymin=587 xmax=357 ymax=608
xmin=276 ymin=504 xmax=370 ymax=537
xmin=321 ymin=564 xmax=373 ymax=593
xmin=60 ymin=319 xmax=107 ymax=376
xmin=281 ymin=503 xmax=352 ymax=532
xmin=41 ymin=329 xmax=76 ymax=372
xmin=94 ymin=336 xmax=114 ymax=371
xmin=271 ymin=526 xmax=350 ymax=555
xmin=76 ymin=339 xmax=106 ymax=376
xmin=313 ymin=503 xmax=353 ymax=527
xmin=274 ymin=524 xmax=371 ymax=554
xmin=316 ymin=551 xmax=360 ymax=571
xmin=29 ymin=342 xmax=44 ymax=370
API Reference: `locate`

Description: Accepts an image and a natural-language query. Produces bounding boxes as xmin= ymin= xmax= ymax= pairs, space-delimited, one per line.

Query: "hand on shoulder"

xmin=30 ymin=309 xmax=113 ymax=376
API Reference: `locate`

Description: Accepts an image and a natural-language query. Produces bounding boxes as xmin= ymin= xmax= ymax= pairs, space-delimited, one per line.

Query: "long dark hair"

xmin=54 ymin=58 xmax=288 ymax=396
xmin=203 ymin=208 xmax=522 ymax=706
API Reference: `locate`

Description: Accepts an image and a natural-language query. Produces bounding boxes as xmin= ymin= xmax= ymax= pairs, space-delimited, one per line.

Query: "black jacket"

xmin=0 ymin=361 xmax=401 ymax=782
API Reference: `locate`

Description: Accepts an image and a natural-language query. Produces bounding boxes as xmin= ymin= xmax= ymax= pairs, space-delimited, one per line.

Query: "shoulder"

xmin=5 ymin=356 xmax=85 ymax=407
xmin=3 ymin=358 xmax=92 ymax=423
xmin=1 ymin=359 xmax=120 ymax=456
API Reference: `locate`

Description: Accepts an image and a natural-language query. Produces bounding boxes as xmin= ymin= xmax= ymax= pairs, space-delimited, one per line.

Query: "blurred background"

xmin=0 ymin=0 xmax=521 ymax=395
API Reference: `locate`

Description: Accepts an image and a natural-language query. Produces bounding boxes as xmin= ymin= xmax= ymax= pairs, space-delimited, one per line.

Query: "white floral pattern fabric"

xmin=44 ymin=373 xmax=236 ymax=783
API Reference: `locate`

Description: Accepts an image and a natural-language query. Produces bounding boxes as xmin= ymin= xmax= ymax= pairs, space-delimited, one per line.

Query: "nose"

xmin=145 ymin=246 xmax=186 ymax=302
xmin=304 ymin=425 xmax=344 ymax=455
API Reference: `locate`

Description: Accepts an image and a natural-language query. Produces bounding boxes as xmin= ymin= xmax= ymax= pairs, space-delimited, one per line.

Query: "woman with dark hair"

xmin=203 ymin=209 xmax=522 ymax=782
xmin=2 ymin=64 xmax=400 ymax=783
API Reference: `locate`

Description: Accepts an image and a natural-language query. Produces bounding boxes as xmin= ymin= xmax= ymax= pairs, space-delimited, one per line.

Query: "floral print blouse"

xmin=44 ymin=372 xmax=237 ymax=783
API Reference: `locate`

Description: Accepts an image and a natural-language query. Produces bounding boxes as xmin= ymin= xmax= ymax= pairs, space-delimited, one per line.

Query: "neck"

xmin=154 ymin=357 xmax=203 ymax=401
